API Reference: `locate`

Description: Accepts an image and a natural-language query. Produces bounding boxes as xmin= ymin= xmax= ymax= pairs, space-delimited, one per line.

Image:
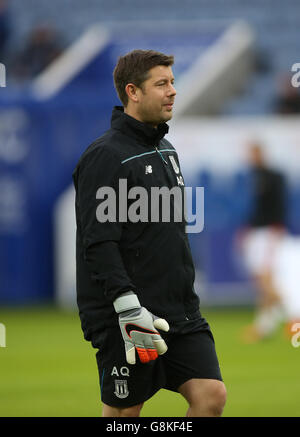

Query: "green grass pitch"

xmin=0 ymin=305 xmax=299 ymax=417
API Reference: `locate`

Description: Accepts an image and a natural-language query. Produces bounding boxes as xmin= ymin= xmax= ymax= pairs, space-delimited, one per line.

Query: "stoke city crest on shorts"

xmin=114 ymin=379 xmax=129 ymax=399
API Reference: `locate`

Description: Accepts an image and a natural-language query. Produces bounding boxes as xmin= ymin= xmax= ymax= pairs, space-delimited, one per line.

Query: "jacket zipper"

xmin=155 ymin=146 xmax=168 ymax=165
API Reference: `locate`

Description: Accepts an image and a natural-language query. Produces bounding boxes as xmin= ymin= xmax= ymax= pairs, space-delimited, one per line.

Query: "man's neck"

xmin=124 ymin=107 xmax=157 ymax=129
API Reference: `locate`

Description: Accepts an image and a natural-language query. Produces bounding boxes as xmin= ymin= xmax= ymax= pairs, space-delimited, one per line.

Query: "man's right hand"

xmin=113 ymin=292 xmax=169 ymax=365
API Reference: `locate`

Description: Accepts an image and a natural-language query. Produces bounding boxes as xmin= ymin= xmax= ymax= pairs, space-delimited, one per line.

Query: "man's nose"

xmin=168 ymin=83 xmax=176 ymax=96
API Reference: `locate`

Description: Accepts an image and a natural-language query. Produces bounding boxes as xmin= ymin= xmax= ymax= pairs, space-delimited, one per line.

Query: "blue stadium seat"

xmin=8 ymin=0 xmax=300 ymax=115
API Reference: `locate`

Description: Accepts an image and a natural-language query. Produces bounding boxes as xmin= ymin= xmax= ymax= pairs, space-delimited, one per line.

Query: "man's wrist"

xmin=113 ymin=291 xmax=141 ymax=313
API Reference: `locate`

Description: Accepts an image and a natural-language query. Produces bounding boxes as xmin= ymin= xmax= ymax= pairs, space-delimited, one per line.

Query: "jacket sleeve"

xmin=74 ymin=145 xmax=136 ymax=302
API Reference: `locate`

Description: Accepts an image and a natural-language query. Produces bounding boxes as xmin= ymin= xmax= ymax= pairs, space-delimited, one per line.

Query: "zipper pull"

xmin=155 ymin=146 xmax=168 ymax=165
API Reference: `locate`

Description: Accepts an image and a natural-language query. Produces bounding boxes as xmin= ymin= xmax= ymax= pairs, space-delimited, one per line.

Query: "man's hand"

xmin=113 ymin=292 xmax=169 ymax=364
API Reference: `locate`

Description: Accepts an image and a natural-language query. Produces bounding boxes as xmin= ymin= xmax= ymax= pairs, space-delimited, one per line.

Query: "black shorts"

xmin=94 ymin=319 xmax=223 ymax=408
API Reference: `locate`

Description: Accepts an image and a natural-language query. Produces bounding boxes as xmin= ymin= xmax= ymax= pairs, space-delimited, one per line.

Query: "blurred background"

xmin=0 ymin=0 xmax=300 ymax=417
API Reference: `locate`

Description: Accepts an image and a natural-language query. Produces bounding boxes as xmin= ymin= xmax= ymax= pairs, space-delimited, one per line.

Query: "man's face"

xmin=135 ymin=65 xmax=176 ymax=127
xmin=248 ymin=144 xmax=265 ymax=167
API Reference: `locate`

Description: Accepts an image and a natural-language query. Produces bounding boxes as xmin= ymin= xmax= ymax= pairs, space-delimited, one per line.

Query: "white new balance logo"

xmin=145 ymin=165 xmax=152 ymax=174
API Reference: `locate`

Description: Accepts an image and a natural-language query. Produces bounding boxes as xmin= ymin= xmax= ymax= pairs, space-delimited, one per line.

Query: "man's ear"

xmin=125 ymin=83 xmax=139 ymax=103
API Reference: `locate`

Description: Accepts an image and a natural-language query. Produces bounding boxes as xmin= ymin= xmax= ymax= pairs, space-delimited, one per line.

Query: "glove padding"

xmin=113 ymin=292 xmax=169 ymax=364
xmin=118 ymin=306 xmax=169 ymax=365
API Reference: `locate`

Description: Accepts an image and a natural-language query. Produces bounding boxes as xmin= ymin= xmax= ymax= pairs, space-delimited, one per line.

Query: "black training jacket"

xmin=72 ymin=106 xmax=201 ymax=341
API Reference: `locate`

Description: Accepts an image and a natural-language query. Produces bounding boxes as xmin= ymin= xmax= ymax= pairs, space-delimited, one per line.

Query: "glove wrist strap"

xmin=113 ymin=292 xmax=141 ymax=313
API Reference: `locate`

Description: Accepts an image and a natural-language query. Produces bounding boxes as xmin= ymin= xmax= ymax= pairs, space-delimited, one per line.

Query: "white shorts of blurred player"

xmin=242 ymin=227 xmax=284 ymax=277
xmin=242 ymin=228 xmax=300 ymax=327
xmin=272 ymin=235 xmax=300 ymax=323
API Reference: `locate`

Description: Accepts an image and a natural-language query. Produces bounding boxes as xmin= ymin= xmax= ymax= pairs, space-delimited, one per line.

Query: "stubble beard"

xmin=139 ymin=105 xmax=173 ymax=127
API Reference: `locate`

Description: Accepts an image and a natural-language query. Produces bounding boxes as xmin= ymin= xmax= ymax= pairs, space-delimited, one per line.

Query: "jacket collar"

xmin=111 ymin=106 xmax=169 ymax=147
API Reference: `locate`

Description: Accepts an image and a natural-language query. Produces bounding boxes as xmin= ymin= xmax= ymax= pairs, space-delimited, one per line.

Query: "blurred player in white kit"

xmin=239 ymin=142 xmax=300 ymax=342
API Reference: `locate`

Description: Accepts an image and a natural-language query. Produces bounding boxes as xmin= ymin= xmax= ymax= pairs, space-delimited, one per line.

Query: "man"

xmin=239 ymin=142 xmax=287 ymax=342
xmin=72 ymin=50 xmax=226 ymax=417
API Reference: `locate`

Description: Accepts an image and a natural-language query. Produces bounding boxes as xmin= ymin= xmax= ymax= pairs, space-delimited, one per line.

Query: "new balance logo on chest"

xmin=145 ymin=165 xmax=152 ymax=174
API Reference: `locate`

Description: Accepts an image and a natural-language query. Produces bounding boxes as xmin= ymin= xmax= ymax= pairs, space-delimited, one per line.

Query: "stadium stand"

xmin=8 ymin=0 xmax=300 ymax=114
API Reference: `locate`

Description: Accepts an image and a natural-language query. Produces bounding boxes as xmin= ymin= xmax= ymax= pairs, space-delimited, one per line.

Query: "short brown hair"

xmin=113 ymin=49 xmax=174 ymax=106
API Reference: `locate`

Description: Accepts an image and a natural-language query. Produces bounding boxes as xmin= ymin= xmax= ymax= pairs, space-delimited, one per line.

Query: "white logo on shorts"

xmin=114 ymin=379 xmax=129 ymax=399
xmin=111 ymin=366 xmax=130 ymax=377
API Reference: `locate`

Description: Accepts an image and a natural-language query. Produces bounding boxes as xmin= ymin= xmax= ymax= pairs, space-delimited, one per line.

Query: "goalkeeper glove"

xmin=113 ymin=291 xmax=169 ymax=365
